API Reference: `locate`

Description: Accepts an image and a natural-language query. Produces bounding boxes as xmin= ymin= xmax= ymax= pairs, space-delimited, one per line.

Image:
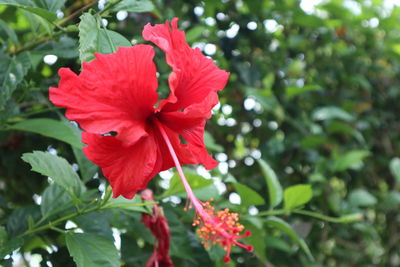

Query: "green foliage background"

xmin=1 ymin=0 xmax=400 ymax=266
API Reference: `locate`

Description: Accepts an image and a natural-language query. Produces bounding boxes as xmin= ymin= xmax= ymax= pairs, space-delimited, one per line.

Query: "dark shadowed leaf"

xmin=265 ymin=217 xmax=314 ymax=261
xmin=389 ymin=157 xmax=400 ymax=184
xmin=0 ymin=236 xmax=23 ymax=259
xmin=0 ymin=227 xmax=23 ymax=259
xmin=74 ymin=211 xmax=114 ymax=241
xmin=265 ymin=236 xmax=292 ymax=253
xmin=243 ymin=218 xmax=267 ymax=261
xmin=9 ymin=118 xmax=83 ymax=148
xmin=0 ymin=18 xmax=19 ymax=46
xmin=32 ymin=35 xmax=79 ymax=61
xmin=6 ymin=206 xmax=41 ymax=237
xmin=0 ymin=52 xmax=31 ymax=110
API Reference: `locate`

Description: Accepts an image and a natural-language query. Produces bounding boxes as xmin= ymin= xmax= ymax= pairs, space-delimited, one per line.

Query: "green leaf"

xmin=22 ymin=235 xmax=49 ymax=252
xmin=243 ymin=219 xmax=267 ymax=261
xmin=285 ymin=85 xmax=322 ymax=99
xmin=381 ymin=191 xmax=400 ymax=211
xmin=300 ymin=135 xmax=329 ymax=149
xmin=190 ymin=183 xmax=219 ymax=201
xmin=23 ymin=6 xmax=56 ymax=22
xmin=78 ymin=13 xmax=131 ymax=63
xmin=23 ymin=8 xmax=53 ymax=35
xmin=41 ymin=0 xmax=66 ymax=12
xmin=265 ymin=236 xmax=293 ymax=253
xmin=41 ymin=183 xmax=73 ymax=218
xmin=0 ymin=52 xmax=31 ymax=110
xmin=0 ymin=18 xmax=19 ymax=46
xmin=65 ymin=233 xmax=119 ymax=267
xmin=332 ymin=150 xmax=370 ymax=172
xmin=284 ymin=184 xmax=313 ymax=210
xmin=78 ymin=13 xmax=99 ymax=63
xmin=258 ymin=159 xmax=283 ymax=208
xmin=163 ymin=208 xmax=195 ymax=261
xmin=72 ymin=147 xmax=98 ymax=182
xmin=326 ymin=120 xmax=356 ymax=135
xmin=348 ymin=189 xmax=377 ymax=207
xmin=265 ymin=217 xmax=314 ymax=261
xmin=389 ymin=157 xmax=400 ymax=184
xmin=293 ymin=11 xmax=324 ymax=28
xmin=9 ymin=118 xmax=83 ymax=148
xmin=204 ymin=131 xmax=224 ymax=152
xmin=103 ymin=195 xmax=149 ymax=213
xmin=98 ymin=29 xmax=132 ymax=54
xmin=160 ymin=172 xmax=218 ymax=201
xmin=0 ymin=236 xmax=23 ymax=259
xmin=0 ymin=0 xmax=57 ymax=22
xmin=185 ymin=26 xmax=206 ymax=43
xmin=22 ymin=151 xmax=85 ymax=198
xmin=7 ymin=206 xmax=41 ymax=237
xmin=206 ymin=244 xmax=225 ymax=262
xmin=31 ymin=35 xmax=79 ymax=61
xmin=0 ymin=226 xmax=6 ymax=248
xmin=312 ymin=106 xmax=355 ymax=122
xmin=74 ymin=211 xmax=113 ymax=241
xmin=112 ymin=0 xmax=154 ymax=12
xmin=233 ymin=183 xmax=265 ymax=206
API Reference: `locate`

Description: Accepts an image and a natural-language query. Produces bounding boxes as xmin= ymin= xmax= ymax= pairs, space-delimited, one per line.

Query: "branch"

xmin=14 ymin=0 xmax=99 ymax=54
xmin=255 ymin=209 xmax=363 ymax=224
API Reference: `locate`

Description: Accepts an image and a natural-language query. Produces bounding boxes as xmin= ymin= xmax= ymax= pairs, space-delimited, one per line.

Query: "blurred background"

xmin=1 ymin=0 xmax=400 ymax=266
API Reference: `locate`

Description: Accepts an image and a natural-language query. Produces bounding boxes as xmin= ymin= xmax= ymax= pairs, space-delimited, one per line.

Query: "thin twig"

xmin=59 ymin=0 xmax=99 ymax=26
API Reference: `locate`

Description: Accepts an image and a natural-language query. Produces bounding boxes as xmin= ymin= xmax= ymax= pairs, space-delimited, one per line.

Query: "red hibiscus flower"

xmin=50 ymin=18 xmax=228 ymax=199
xmin=140 ymin=189 xmax=173 ymax=267
xmin=50 ymin=18 xmax=252 ymax=262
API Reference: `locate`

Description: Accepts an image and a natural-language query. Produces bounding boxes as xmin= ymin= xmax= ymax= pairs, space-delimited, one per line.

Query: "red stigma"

xmin=224 ymin=256 xmax=230 ymax=263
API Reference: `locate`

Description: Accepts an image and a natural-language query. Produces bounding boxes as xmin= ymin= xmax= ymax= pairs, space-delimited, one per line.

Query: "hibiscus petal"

xmin=143 ymin=18 xmax=229 ymax=112
xmin=50 ymin=45 xmax=159 ymax=145
xmin=82 ymin=132 xmax=160 ymax=199
xmin=153 ymin=123 xmax=198 ymax=171
xmin=159 ymin=92 xmax=219 ymax=170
